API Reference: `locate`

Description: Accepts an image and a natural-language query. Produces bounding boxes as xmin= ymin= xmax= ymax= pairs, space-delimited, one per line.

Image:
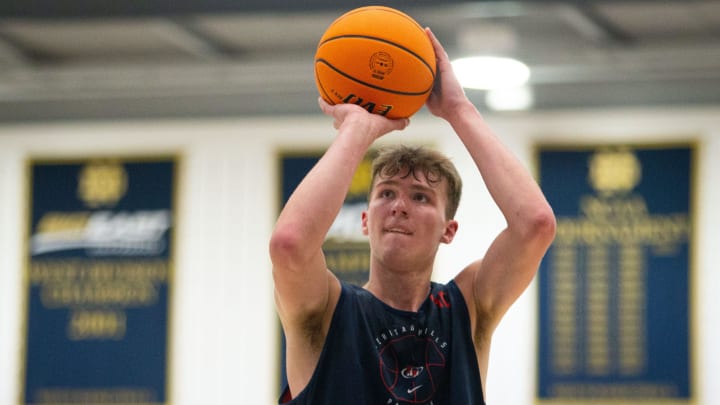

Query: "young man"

xmin=269 ymin=28 xmax=556 ymax=404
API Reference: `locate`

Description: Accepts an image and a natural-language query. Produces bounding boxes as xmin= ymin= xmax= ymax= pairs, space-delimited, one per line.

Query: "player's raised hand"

xmin=318 ymin=97 xmax=410 ymax=141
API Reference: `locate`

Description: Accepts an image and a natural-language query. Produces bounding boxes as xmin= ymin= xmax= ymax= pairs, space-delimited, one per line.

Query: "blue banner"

xmin=22 ymin=158 xmax=176 ymax=405
xmin=536 ymin=145 xmax=693 ymax=402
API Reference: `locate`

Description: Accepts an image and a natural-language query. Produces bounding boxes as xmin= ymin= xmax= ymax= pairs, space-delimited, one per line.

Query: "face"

xmin=361 ymin=170 xmax=458 ymax=271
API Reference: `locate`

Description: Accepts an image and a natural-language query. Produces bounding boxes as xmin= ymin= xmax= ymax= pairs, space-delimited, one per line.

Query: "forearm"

xmin=271 ymin=127 xmax=374 ymax=263
xmin=424 ymin=26 xmax=552 ymax=231
xmin=448 ymin=102 xmax=553 ymax=231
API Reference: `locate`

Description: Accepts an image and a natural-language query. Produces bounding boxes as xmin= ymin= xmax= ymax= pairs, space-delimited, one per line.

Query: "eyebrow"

xmin=375 ymin=179 xmax=438 ymax=194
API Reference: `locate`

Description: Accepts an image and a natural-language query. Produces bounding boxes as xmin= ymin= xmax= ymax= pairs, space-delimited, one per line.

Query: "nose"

xmin=391 ymin=196 xmax=408 ymax=217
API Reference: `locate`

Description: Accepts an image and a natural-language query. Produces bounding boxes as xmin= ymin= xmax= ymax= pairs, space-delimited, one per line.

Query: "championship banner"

xmin=535 ymin=144 xmax=694 ymax=403
xmin=21 ymin=157 xmax=177 ymax=405
xmin=277 ymin=150 xmax=374 ymax=390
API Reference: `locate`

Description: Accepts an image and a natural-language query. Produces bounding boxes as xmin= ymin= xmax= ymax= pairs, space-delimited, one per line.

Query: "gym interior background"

xmin=1 ymin=0 xmax=718 ymax=404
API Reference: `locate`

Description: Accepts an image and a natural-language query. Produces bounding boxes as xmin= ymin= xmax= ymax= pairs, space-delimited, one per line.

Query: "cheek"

xmin=425 ymin=213 xmax=450 ymax=236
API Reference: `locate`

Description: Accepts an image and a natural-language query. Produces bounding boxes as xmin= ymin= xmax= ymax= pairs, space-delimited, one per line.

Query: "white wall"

xmin=1 ymin=106 xmax=718 ymax=405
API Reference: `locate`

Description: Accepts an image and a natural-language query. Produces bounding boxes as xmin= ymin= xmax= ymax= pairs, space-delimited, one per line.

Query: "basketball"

xmin=314 ymin=6 xmax=436 ymax=119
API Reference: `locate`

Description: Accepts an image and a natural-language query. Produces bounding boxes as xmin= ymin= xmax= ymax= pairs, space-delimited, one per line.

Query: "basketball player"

xmin=270 ymin=28 xmax=556 ymax=404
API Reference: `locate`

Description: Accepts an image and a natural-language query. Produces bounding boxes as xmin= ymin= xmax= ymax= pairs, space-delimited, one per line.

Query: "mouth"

xmin=385 ymin=227 xmax=413 ymax=235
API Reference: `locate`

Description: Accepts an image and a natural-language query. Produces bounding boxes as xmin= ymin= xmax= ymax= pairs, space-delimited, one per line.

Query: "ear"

xmin=440 ymin=219 xmax=458 ymax=244
xmin=361 ymin=211 xmax=369 ymax=235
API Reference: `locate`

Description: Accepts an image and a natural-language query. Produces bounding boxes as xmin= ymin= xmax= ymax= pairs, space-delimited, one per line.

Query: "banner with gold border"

xmin=535 ymin=144 xmax=694 ymax=404
xmin=21 ymin=157 xmax=178 ymax=405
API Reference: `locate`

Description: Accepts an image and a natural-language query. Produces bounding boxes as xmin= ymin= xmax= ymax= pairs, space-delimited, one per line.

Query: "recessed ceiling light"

xmin=485 ymin=86 xmax=534 ymax=111
xmin=451 ymin=56 xmax=530 ymax=90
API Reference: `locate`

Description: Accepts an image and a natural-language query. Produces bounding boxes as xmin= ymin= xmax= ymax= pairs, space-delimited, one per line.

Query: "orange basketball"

xmin=314 ymin=6 xmax=436 ymax=119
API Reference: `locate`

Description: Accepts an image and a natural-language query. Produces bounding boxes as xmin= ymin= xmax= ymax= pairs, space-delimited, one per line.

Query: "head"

xmin=361 ymin=144 xmax=463 ymax=272
xmin=368 ymin=145 xmax=462 ymax=220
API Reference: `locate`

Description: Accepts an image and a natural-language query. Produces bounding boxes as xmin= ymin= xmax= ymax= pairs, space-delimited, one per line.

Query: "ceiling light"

xmin=451 ymin=56 xmax=530 ymax=90
xmin=485 ymin=85 xmax=534 ymax=111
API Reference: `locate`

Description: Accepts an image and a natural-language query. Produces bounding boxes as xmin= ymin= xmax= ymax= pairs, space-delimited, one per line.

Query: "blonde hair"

xmin=369 ymin=145 xmax=462 ymax=219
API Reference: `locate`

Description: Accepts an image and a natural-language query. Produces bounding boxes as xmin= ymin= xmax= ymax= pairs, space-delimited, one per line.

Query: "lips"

xmin=385 ymin=227 xmax=412 ymax=235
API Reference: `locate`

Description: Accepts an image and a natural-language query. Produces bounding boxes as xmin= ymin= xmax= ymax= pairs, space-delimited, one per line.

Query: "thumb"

xmin=386 ymin=117 xmax=410 ymax=133
xmin=396 ymin=118 xmax=410 ymax=131
xmin=318 ymin=97 xmax=333 ymax=115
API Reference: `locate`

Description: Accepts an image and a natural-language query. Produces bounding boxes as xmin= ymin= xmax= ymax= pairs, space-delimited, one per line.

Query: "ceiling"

xmin=0 ymin=0 xmax=719 ymax=122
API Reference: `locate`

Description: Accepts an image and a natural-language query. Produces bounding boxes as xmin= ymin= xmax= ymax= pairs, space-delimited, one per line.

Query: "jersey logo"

xmin=429 ymin=291 xmax=450 ymax=308
xmin=378 ymin=334 xmax=446 ymax=403
xmin=401 ymin=366 xmax=424 ymax=379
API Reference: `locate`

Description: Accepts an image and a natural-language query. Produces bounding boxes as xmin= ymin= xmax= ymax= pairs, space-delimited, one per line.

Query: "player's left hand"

xmin=318 ymin=97 xmax=409 ymax=140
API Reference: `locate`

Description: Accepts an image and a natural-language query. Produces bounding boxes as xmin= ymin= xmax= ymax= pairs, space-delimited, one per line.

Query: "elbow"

xmin=269 ymin=225 xmax=306 ymax=268
xmin=533 ymin=205 xmax=557 ymax=246
xmin=522 ymin=204 xmax=556 ymax=248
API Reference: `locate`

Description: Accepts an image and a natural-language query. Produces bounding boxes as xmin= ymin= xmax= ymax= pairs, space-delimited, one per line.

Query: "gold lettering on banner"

xmin=619 ymin=244 xmax=645 ymax=375
xmin=36 ymin=212 xmax=91 ymax=233
xmin=550 ymin=383 xmax=678 ymax=398
xmin=35 ymin=388 xmax=154 ymax=403
xmin=325 ymin=250 xmax=370 ymax=275
xmin=68 ymin=310 xmax=126 ymax=340
xmin=586 ymin=244 xmax=610 ymax=375
xmin=29 ymin=259 xmax=169 ymax=340
xmin=549 ymin=148 xmax=689 ymax=379
xmin=556 ymin=197 xmax=689 ymax=249
xmin=550 ymin=244 xmax=578 ymax=375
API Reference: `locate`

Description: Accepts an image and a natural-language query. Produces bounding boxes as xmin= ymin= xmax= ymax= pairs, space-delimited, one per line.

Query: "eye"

xmin=380 ymin=189 xmax=395 ymax=199
xmin=413 ymin=193 xmax=429 ymax=203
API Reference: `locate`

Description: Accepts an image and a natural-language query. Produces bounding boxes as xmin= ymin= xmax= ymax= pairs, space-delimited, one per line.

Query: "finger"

xmin=318 ymin=97 xmax=333 ymax=115
xmin=425 ymin=27 xmax=448 ymax=61
xmin=393 ymin=118 xmax=410 ymax=131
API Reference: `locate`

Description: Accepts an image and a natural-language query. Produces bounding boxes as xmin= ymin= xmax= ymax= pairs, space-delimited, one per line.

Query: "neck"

xmin=364 ymin=266 xmax=432 ymax=312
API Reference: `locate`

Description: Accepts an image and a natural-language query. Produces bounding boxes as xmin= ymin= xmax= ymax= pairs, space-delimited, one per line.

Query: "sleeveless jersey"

xmin=279 ymin=280 xmax=486 ymax=404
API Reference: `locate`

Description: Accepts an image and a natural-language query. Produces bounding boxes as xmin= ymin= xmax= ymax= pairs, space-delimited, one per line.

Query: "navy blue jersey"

xmin=280 ymin=280 xmax=485 ymax=404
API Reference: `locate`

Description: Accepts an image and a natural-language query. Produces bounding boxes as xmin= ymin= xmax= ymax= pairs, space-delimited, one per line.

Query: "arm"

xmin=271 ymin=100 xmax=408 ymax=395
xmin=425 ymin=28 xmax=556 ymax=330
xmin=269 ymin=99 xmax=409 ymax=326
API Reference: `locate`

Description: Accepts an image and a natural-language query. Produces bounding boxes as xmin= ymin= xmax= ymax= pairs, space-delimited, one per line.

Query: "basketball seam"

xmin=332 ymin=7 xmax=424 ymax=32
xmin=318 ymin=34 xmax=436 ymax=78
xmin=315 ymin=67 xmax=333 ymax=104
xmin=316 ymin=58 xmax=433 ymax=96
